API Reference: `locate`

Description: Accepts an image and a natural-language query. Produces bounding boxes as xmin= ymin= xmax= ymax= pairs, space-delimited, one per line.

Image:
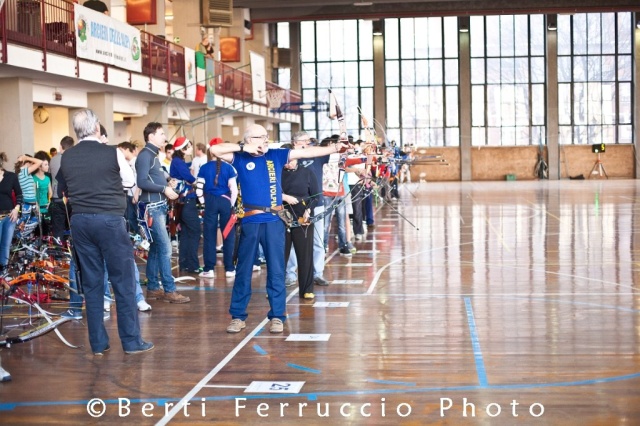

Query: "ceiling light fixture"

xmin=354 ymin=2 xmax=373 ymax=6
xmin=547 ymin=14 xmax=557 ymax=31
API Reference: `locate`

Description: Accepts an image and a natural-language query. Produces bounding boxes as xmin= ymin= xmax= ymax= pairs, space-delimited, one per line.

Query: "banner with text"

xmin=74 ymin=4 xmax=142 ymax=73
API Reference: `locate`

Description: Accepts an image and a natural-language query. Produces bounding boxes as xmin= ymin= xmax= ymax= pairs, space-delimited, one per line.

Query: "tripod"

xmin=589 ymin=153 xmax=608 ymax=179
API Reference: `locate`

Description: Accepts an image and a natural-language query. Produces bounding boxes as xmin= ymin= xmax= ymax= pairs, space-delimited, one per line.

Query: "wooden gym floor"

xmin=1 ymin=179 xmax=640 ymax=425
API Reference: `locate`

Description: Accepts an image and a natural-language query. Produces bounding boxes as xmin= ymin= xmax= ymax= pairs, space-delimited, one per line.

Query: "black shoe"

xmin=124 ymin=341 xmax=155 ymax=354
xmin=314 ymin=276 xmax=330 ymax=286
xmin=93 ymin=345 xmax=110 ymax=356
xmin=339 ymin=248 xmax=352 ymax=257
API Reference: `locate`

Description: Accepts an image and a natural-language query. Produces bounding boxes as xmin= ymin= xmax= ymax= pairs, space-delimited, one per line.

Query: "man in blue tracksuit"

xmin=210 ymin=124 xmax=349 ymax=334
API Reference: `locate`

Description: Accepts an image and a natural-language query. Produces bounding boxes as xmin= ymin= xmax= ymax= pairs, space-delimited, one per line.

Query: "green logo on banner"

xmin=77 ymin=19 xmax=87 ymax=42
xmin=131 ymin=37 xmax=141 ymax=61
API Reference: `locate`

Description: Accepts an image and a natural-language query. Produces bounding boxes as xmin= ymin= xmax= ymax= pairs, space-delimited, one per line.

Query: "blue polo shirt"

xmin=198 ymin=159 xmax=237 ymax=197
xmin=232 ymin=148 xmax=290 ymax=224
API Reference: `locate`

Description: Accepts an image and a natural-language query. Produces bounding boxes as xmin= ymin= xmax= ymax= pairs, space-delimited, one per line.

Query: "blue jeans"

xmin=203 ymin=194 xmax=235 ymax=272
xmin=178 ymin=198 xmax=201 ymax=271
xmin=145 ymin=203 xmax=176 ymax=293
xmin=70 ymin=214 xmax=143 ymax=352
xmin=229 ymin=221 xmax=286 ymax=322
xmin=311 ymin=205 xmax=325 ymax=278
xmin=324 ymin=196 xmax=348 ymax=249
xmin=0 ymin=216 xmax=16 ymax=267
xmin=285 ymin=246 xmax=297 ymax=281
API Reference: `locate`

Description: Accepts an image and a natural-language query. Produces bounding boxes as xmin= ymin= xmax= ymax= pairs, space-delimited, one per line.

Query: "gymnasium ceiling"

xmin=235 ymin=0 xmax=640 ymax=23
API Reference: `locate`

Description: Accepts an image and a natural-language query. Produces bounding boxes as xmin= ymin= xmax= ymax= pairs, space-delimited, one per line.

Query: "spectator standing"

xmin=135 ymin=122 xmax=190 ymax=304
xmin=56 ymin=109 xmax=152 ymax=355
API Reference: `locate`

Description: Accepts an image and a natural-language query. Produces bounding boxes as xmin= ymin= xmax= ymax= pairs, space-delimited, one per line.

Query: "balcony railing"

xmin=215 ymin=61 xmax=301 ymax=106
xmin=0 ymin=0 xmax=299 ymax=109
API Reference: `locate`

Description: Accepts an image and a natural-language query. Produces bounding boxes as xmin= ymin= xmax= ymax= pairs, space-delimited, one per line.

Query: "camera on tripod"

xmin=591 ymin=143 xmax=606 ymax=154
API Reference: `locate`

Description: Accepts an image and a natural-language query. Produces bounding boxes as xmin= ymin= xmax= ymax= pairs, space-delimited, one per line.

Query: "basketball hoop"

xmin=266 ymin=89 xmax=286 ymax=110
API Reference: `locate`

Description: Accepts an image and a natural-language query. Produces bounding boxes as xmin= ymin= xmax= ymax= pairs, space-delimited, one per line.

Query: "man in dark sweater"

xmin=281 ymin=145 xmax=320 ymax=299
xmin=57 ymin=109 xmax=153 ymax=355
xmin=285 ymin=132 xmax=331 ymax=287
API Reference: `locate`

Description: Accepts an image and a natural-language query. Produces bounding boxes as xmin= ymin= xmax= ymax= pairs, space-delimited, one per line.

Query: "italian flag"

xmin=195 ymin=52 xmax=206 ymax=103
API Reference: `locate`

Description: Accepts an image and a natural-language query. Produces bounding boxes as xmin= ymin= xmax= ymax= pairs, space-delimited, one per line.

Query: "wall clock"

xmin=33 ymin=106 xmax=49 ymax=124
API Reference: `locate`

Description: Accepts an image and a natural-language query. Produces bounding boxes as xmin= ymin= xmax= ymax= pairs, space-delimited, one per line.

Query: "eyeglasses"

xmin=250 ymin=135 xmax=269 ymax=141
xmin=294 ymin=138 xmax=311 ymax=145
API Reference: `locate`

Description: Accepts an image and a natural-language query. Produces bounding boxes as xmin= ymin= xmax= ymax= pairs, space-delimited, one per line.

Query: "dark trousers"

xmin=352 ymin=183 xmax=366 ymax=235
xmin=49 ymin=199 xmax=69 ymax=239
xmin=365 ymin=192 xmax=374 ymax=225
xmin=285 ymin=224 xmax=315 ymax=295
xmin=70 ymin=214 xmax=143 ymax=352
xmin=178 ymin=198 xmax=201 ymax=271
xmin=203 ymin=194 xmax=235 ymax=272
xmin=125 ymin=195 xmax=138 ymax=233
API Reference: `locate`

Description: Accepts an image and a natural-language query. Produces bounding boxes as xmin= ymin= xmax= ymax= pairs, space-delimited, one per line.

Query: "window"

xmin=470 ymin=14 xmax=546 ymax=146
xmin=299 ymin=20 xmax=374 ymax=141
xmin=557 ymin=12 xmax=633 ymax=145
xmin=384 ymin=17 xmax=460 ymax=147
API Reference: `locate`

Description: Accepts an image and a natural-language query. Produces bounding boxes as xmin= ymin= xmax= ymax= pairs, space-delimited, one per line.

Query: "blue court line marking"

xmin=253 ymin=345 xmax=267 ymax=355
xmin=464 ymin=297 xmax=488 ymax=388
xmin=286 ymin=363 xmax=321 ymax=374
xmin=4 ymin=371 xmax=640 ymax=411
xmin=366 ymin=379 xmax=416 ymax=386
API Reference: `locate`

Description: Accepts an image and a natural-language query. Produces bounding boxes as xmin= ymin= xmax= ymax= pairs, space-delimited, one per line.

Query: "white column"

xmin=0 ymin=78 xmax=34 ymax=162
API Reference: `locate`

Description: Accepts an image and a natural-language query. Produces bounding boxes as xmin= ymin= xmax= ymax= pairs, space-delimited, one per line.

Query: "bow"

xmin=329 ymin=89 xmax=348 ymax=142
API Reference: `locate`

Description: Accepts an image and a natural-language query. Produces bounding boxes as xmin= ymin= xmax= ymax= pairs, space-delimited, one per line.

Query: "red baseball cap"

xmin=174 ymin=137 xmax=190 ymax=150
xmin=209 ymin=137 xmax=223 ymax=147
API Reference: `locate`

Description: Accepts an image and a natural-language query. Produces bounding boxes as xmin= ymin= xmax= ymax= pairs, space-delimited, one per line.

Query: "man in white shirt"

xmin=190 ymin=142 xmax=208 ymax=178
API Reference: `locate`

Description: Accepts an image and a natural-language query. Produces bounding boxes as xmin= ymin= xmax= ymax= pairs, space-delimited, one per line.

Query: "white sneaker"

xmin=252 ymin=265 xmax=261 ymax=272
xmin=137 ymin=300 xmax=152 ymax=312
xmin=199 ymin=270 xmax=215 ymax=278
xmin=104 ymin=300 xmax=111 ymax=312
xmin=225 ymin=270 xmax=236 ymax=277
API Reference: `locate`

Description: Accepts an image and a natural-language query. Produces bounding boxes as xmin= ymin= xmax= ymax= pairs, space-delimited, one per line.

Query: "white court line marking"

xmin=202 ymin=385 xmax=248 ymax=388
xmin=157 ymin=287 xmax=300 ymax=426
xmin=253 ymin=335 xmax=288 ymax=338
xmin=365 ymin=242 xmax=475 ymax=295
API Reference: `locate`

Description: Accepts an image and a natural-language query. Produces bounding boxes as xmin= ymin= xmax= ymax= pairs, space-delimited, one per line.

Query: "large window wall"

xmin=284 ymin=12 xmax=634 ymax=150
xmin=470 ymin=14 xmax=546 ymax=146
xmin=384 ymin=17 xmax=460 ymax=147
xmin=557 ymin=13 xmax=633 ymax=145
